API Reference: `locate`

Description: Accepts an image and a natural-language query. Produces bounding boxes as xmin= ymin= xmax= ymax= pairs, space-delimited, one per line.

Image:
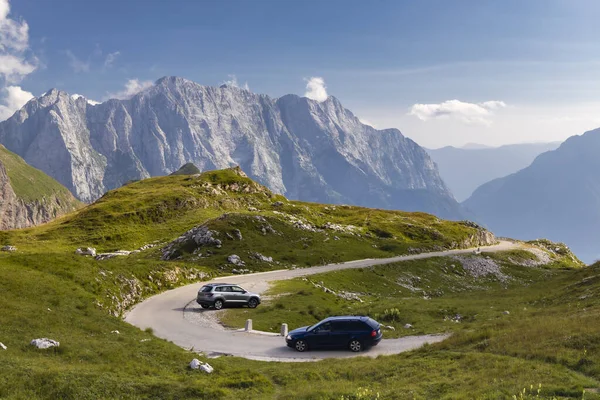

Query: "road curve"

xmin=125 ymin=241 xmax=518 ymax=362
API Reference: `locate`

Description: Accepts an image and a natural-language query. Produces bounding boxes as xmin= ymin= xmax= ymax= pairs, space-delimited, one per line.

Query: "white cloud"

xmin=0 ymin=85 xmax=33 ymax=120
xmin=106 ymin=78 xmax=154 ymax=100
xmin=408 ymin=99 xmax=507 ymax=125
xmin=222 ymin=74 xmax=250 ymax=91
xmin=0 ymin=0 xmax=37 ymax=83
xmin=65 ymin=50 xmax=90 ymax=73
xmin=304 ymin=76 xmax=328 ymax=102
xmin=104 ymin=51 xmax=120 ymax=68
xmin=359 ymin=118 xmax=377 ymax=128
xmin=71 ymin=93 xmax=100 ymax=105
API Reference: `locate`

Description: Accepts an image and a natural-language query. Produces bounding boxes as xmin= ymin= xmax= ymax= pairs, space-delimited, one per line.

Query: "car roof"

xmin=321 ymin=316 xmax=370 ymax=322
xmin=202 ymin=283 xmax=238 ymax=287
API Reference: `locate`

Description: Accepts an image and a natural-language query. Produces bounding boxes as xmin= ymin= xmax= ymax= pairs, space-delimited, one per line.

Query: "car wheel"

xmin=294 ymin=339 xmax=308 ymax=352
xmin=349 ymin=339 xmax=362 ymax=352
xmin=247 ymin=298 xmax=259 ymax=308
xmin=200 ymin=304 xmax=210 ymax=309
xmin=213 ymin=299 xmax=224 ymax=310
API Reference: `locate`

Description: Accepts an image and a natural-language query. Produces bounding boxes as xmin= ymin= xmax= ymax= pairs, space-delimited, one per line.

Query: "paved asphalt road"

xmin=125 ymin=241 xmax=518 ymax=362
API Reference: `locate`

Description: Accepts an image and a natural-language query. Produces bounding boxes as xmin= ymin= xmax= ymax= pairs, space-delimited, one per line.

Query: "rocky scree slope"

xmin=0 ymin=145 xmax=80 ymax=230
xmin=0 ymin=76 xmax=463 ymax=219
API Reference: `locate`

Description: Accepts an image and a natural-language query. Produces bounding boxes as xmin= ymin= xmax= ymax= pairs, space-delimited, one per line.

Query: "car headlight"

xmin=286 ymin=335 xmax=292 ymax=341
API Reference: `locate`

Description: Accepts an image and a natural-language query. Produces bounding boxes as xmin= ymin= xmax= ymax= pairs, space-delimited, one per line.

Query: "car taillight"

xmin=371 ymin=330 xmax=377 ymax=337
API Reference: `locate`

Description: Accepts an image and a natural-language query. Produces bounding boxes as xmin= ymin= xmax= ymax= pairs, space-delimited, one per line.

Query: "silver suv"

xmin=196 ymin=283 xmax=261 ymax=310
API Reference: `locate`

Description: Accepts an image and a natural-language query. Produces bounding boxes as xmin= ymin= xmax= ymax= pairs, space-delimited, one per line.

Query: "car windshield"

xmin=307 ymin=322 xmax=320 ymax=331
xmin=200 ymin=286 xmax=212 ymax=293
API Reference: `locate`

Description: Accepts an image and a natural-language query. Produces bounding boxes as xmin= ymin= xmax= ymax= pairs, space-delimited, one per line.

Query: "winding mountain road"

xmin=125 ymin=241 xmax=518 ymax=362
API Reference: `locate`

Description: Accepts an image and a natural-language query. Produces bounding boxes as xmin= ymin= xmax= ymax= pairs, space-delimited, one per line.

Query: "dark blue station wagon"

xmin=285 ymin=316 xmax=382 ymax=352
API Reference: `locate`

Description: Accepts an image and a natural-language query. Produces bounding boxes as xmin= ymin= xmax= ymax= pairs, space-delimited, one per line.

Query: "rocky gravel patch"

xmin=452 ymin=255 xmax=510 ymax=282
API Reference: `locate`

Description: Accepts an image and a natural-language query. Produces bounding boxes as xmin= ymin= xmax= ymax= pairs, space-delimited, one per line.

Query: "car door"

xmin=230 ymin=285 xmax=249 ymax=303
xmin=330 ymin=321 xmax=351 ymax=348
xmin=218 ymin=286 xmax=234 ymax=302
xmin=307 ymin=322 xmax=333 ymax=348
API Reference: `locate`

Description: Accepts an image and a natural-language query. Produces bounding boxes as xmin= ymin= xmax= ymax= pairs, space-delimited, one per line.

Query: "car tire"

xmin=213 ymin=299 xmax=224 ymax=310
xmin=200 ymin=304 xmax=210 ymax=309
xmin=349 ymin=339 xmax=362 ymax=352
xmin=247 ymin=298 xmax=259 ymax=308
xmin=294 ymin=339 xmax=308 ymax=352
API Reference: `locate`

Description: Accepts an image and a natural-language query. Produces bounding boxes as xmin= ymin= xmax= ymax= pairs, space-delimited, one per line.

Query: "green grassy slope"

xmin=0 ymin=145 xmax=80 ymax=206
xmin=0 ymin=167 xmax=593 ymax=399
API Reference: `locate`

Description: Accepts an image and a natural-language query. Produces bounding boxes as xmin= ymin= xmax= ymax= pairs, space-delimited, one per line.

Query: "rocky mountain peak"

xmin=0 ymin=77 xmax=463 ymax=219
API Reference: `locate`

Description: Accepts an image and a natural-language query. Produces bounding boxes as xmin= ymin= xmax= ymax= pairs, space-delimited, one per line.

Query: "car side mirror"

xmin=242 ymin=290 xmax=247 ymax=294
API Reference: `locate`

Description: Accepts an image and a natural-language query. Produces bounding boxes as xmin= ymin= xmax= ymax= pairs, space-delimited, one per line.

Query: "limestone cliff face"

xmin=0 ymin=76 xmax=464 ymax=219
xmin=0 ymin=146 xmax=80 ymax=230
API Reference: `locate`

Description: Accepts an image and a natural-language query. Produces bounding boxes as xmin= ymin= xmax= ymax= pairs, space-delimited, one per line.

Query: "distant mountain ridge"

xmin=0 ymin=76 xmax=464 ymax=219
xmin=463 ymin=128 xmax=600 ymax=262
xmin=0 ymin=145 xmax=80 ymax=230
xmin=426 ymin=142 xmax=560 ymax=201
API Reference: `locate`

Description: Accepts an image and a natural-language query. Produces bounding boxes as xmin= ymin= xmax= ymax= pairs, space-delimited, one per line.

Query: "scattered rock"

xmin=161 ymin=225 xmax=223 ymax=260
xmin=445 ymin=314 xmax=462 ymax=323
xmin=0 ymin=342 xmax=6 ymax=350
xmin=95 ymin=250 xmax=131 ymax=261
xmin=503 ymin=311 xmax=510 ymax=315
xmin=30 ymin=338 xmax=60 ymax=349
xmin=337 ymin=291 xmax=364 ymax=302
xmin=384 ymin=325 xmax=396 ymax=331
xmin=138 ymin=243 xmax=156 ymax=251
xmin=140 ymin=339 xmax=151 ymax=343
xmin=227 ymin=254 xmax=245 ymax=266
xmin=1 ymin=245 xmax=16 ymax=252
xmin=334 ymin=236 xmax=340 ymax=241
xmin=250 ymin=252 xmax=273 ymax=262
xmin=111 ymin=330 xmax=120 ymax=334
xmin=189 ymin=358 xmax=214 ymax=373
xmin=322 ymin=222 xmax=358 ymax=235
xmin=75 ymin=247 xmax=97 ymax=256
xmin=404 ymin=324 xmax=413 ymax=329
xmin=232 ymin=229 xmax=243 ymax=240
xmin=248 ymin=207 xmax=258 ymax=212
xmin=232 ymin=268 xmax=251 ymax=274
xmin=272 ymin=201 xmax=284 ymax=207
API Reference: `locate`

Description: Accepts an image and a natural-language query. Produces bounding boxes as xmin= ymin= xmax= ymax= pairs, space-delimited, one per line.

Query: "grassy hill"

xmin=0 ymin=145 xmax=79 ymax=205
xmin=0 ymin=167 xmax=594 ymax=399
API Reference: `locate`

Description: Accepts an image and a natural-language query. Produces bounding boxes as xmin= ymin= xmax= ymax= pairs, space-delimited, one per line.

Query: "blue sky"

xmin=2 ymin=0 xmax=600 ymax=147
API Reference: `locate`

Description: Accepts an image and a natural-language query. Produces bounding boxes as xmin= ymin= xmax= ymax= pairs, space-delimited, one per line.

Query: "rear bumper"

xmin=196 ymin=296 xmax=215 ymax=306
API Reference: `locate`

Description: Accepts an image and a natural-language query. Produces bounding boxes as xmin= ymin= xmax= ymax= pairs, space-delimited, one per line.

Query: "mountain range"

xmin=0 ymin=76 xmax=463 ymax=220
xmin=463 ymin=128 xmax=600 ymax=263
xmin=426 ymin=142 xmax=560 ymax=201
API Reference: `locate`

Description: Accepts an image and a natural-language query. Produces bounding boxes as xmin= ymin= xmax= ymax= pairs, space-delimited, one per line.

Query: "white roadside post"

xmin=245 ymin=319 xmax=253 ymax=332
xmin=280 ymin=323 xmax=288 ymax=337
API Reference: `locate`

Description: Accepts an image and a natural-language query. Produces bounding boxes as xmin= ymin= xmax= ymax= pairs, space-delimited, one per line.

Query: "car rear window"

xmin=364 ymin=317 xmax=380 ymax=329
xmin=200 ymin=286 xmax=212 ymax=293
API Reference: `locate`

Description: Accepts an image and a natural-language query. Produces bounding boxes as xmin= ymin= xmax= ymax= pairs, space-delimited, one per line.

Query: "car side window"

xmin=315 ymin=322 xmax=331 ymax=332
xmin=331 ymin=321 xmax=347 ymax=332
xmin=214 ymin=287 xmax=223 ymax=292
xmin=350 ymin=321 xmax=369 ymax=331
xmin=231 ymin=286 xmax=245 ymax=293
xmin=222 ymin=286 xmax=232 ymax=292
